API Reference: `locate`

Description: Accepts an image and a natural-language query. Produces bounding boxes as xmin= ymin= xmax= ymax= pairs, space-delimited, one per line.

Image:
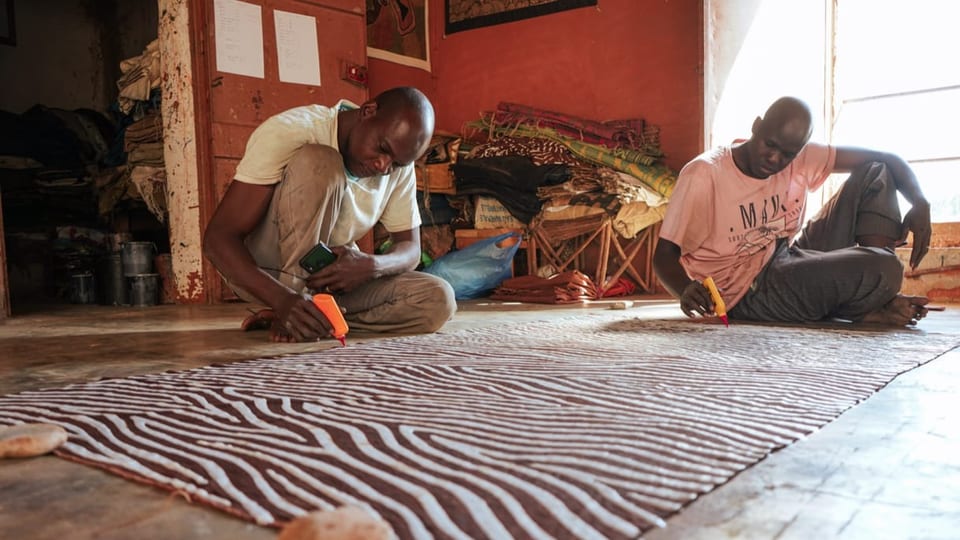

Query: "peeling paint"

xmin=176 ymin=270 xmax=204 ymax=303
xmin=159 ymin=0 xmax=204 ymax=303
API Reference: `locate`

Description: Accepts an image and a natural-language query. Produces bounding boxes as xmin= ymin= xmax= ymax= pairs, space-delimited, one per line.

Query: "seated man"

xmin=203 ymin=86 xmax=456 ymax=342
xmin=654 ymin=96 xmax=932 ymax=327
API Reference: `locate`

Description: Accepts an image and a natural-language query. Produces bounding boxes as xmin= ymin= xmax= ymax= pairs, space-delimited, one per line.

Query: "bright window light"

xmin=833 ymin=0 xmax=960 ymax=222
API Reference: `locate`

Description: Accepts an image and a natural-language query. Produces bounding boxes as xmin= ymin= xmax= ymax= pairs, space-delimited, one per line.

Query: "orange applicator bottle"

xmin=312 ymin=293 xmax=349 ymax=346
xmin=702 ymin=276 xmax=728 ymax=327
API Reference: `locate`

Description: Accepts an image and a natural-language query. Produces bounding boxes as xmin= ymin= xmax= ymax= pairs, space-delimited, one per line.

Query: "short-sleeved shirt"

xmin=659 ymin=142 xmax=836 ymax=308
xmin=234 ymin=100 xmax=421 ymax=246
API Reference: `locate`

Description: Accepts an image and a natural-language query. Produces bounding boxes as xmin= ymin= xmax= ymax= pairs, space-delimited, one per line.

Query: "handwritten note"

xmin=274 ymin=10 xmax=322 ymax=86
xmin=214 ymin=0 xmax=264 ymax=79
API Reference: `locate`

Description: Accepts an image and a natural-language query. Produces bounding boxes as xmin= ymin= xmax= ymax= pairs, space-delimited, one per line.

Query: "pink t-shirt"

xmin=659 ymin=142 xmax=836 ymax=308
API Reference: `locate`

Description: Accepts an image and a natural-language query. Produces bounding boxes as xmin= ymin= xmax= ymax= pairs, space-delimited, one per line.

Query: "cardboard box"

xmin=473 ymin=196 xmax=524 ymax=229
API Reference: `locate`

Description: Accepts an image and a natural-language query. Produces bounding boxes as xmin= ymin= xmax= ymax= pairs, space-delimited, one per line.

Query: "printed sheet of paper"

xmin=274 ymin=10 xmax=322 ymax=86
xmin=214 ymin=0 xmax=264 ymax=79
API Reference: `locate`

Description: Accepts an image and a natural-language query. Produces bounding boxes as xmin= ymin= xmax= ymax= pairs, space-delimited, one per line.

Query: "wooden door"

xmin=192 ymin=0 xmax=367 ymax=302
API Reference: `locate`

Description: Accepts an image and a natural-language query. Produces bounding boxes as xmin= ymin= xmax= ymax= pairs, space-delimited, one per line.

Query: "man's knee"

xmin=282 ymin=144 xmax=347 ymax=193
xmin=846 ymin=161 xmax=902 ymax=241
xmin=867 ymin=247 xmax=904 ymax=294
xmin=417 ymin=274 xmax=457 ymax=332
xmin=850 ymin=161 xmax=890 ymax=186
xmin=287 ymin=144 xmax=343 ymax=171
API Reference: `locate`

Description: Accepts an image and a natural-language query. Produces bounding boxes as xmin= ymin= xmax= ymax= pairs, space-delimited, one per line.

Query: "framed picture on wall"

xmin=0 ymin=0 xmax=15 ymax=46
xmin=445 ymin=0 xmax=597 ymax=34
xmin=367 ymin=0 xmax=430 ymax=71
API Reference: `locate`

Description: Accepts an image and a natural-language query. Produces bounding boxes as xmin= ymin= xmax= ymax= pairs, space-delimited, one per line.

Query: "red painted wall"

xmin=368 ymin=0 xmax=703 ymax=171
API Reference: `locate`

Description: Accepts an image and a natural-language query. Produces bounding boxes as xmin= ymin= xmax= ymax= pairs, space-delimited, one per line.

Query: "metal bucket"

xmin=121 ymin=242 xmax=156 ymax=276
xmin=70 ymin=273 xmax=96 ymax=304
xmin=98 ymin=253 xmax=128 ymax=306
xmin=128 ymin=273 xmax=160 ymax=307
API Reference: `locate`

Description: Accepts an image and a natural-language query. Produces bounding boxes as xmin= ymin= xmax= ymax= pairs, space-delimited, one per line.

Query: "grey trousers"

xmin=234 ymin=144 xmax=457 ymax=333
xmin=729 ymin=162 xmax=904 ymax=323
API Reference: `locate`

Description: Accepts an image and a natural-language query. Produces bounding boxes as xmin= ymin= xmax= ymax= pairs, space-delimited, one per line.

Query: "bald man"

xmin=204 ymin=87 xmax=456 ymax=342
xmin=654 ymin=96 xmax=932 ymax=327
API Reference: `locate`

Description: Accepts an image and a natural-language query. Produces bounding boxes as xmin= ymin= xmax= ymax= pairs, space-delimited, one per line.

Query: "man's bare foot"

xmin=240 ymin=308 xmax=276 ymax=331
xmin=860 ymin=294 xmax=930 ymax=327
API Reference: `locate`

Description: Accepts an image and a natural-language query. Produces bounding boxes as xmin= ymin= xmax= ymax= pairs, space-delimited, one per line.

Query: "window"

xmin=706 ymin=0 xmax=960 ymax=223
xmin=832 ymin=0 xmax=960 ymax=222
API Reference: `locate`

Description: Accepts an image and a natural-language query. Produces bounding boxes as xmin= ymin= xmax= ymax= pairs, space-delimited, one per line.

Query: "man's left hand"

xmin=305 ymin=246 xmax=377 ymax=293
xmin=901 ymin=200 xmax=931 ymax=270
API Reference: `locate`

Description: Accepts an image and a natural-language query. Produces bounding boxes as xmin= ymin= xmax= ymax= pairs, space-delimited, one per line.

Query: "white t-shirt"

xmin=659 ymin=142 xmax=836 ymax=308
xmin=234 ymin=100 xmax=421 ymax=246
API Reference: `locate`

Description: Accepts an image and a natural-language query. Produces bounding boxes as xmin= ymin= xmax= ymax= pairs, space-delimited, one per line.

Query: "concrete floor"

xmin=0 ymin=298 xmax=957 ymax=539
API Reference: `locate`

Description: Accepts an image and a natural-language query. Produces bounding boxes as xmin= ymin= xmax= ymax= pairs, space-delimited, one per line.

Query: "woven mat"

xmin=1 ymin=314 xmax=957 ymax=539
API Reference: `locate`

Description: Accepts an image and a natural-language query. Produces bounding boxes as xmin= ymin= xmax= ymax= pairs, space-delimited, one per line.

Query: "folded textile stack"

xmin=461 ymin=102 xmax=673 ymax=240
xmin=452 ymin=155 xmax=571 ymax=224
xmin=120 ymin=110 xmax=167 ymax=222
xmin=490 ymin=270 xmax=598 ymax=304
xmin=117 ymin=40 xmax=161 ymax=114
xmin=124 ymin=112 xmax=164 ymax=167
xmin=466 ymin=101 xmax=676 ymax=198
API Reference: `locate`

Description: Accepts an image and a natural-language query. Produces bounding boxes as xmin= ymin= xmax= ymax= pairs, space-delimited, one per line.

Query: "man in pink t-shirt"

xmin=654 ymin=96 xmax=933 ymax=327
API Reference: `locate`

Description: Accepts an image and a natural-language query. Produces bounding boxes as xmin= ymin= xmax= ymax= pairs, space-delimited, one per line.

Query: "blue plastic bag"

xmin=423 ymin=231 xmax=522 ymax=300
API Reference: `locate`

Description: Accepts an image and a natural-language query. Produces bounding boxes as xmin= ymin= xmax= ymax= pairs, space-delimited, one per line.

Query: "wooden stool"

xmin=526 ymin=214 xmax=660 ymax=296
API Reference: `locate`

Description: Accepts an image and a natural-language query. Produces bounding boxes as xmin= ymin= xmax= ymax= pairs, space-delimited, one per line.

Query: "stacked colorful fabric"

xmin=462 ymin=103 xmax=672 ymax=240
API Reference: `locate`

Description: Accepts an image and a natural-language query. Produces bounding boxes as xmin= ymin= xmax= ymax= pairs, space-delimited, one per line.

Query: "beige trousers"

xmin=235 ymin=144 xmax=456 ymax=333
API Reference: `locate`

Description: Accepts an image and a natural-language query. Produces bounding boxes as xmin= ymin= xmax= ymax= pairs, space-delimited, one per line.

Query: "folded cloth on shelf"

xmin=493 ymin=102 xmax=661 ymax=155
xmin=490 ymin=270 xmax=598 ymax=304
xmin=609 ymin=171 xmax=669 ymax=207
xmin=613 ymin=202 xmax=668 ymax=240
xmin=453 ymin=156 xmax=571 ymax=224
xmin=467 ymin=135 xmax=580 ymax=166
xmin=465 ymin=120 xmax=676 ymax=197
xmin=123 ymin=113 xmax=163 ymax=149
xmin=118 ymin=40 xmax=161 ymax=113
xmin=127 ymin=142 xmax=164 ymax=166
xmin=129 ymin=165 xmax=168 ymax=221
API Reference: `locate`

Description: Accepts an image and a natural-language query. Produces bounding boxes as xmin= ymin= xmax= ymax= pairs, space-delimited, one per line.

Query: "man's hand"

xmin=274 ymin=291 xmax=333 ymax=342
xmin=305 ymin=246 xmax=377 ymax=294
xmin=680 ymin=280 xmax=715 ymax=318
xmin=900 ymin=199 xmax=931 ymax=270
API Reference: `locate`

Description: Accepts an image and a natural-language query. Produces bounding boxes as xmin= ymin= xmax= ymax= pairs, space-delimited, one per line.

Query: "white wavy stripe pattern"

xmin=0 ymin=314 xmax=957 ymax=539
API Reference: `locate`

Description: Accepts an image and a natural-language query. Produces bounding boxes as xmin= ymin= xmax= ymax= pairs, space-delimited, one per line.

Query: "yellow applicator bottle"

xmin=702 ymin=276 xmax=729 ymax=327
xmin=312 ymin=293 xmax=349 ymax=346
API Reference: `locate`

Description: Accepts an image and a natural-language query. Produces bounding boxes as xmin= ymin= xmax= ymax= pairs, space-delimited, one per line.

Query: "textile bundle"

xmin=465 ymin=101 xmax=676 ymax=197
xmin=117 ymin=40 xmax=162 ymax=114
xmin=490 ymin=270 xmax=598 ymax=303
xmin=116 ymin=110 xmax=167 ymax=222
xmin=462 ymin=109 xmax=672 ymax=240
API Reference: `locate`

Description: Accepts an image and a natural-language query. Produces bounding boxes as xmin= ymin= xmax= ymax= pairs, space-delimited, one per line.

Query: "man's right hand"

xmin=680 ymin=280 xmax=715 ymax=318
xmin=654 ymin=239 xmax=716 ymax=318
xmin=274 ymin=292 xmax=334 ymax=342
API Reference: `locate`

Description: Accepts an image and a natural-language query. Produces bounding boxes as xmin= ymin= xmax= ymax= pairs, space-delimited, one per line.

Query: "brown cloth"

xmin=491 ymin=270 xmax=598 ymax=304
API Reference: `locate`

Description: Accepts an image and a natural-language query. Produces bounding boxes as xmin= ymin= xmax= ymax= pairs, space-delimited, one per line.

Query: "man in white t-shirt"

xmin=203 ymin=87 xmax=456 ymax=342
xmin=654 ymin=96 xmax=933 ymax=327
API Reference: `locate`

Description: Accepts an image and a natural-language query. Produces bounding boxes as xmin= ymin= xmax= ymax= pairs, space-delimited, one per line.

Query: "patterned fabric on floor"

xmin=1 ymin=314 xmax=957 ymax=539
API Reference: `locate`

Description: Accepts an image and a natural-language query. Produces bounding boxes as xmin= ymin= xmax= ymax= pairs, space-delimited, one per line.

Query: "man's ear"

xmin=359 ymin=101 xmax=379 ymax=119
xmin=751 ymin=116 xmax=762 ymax=135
